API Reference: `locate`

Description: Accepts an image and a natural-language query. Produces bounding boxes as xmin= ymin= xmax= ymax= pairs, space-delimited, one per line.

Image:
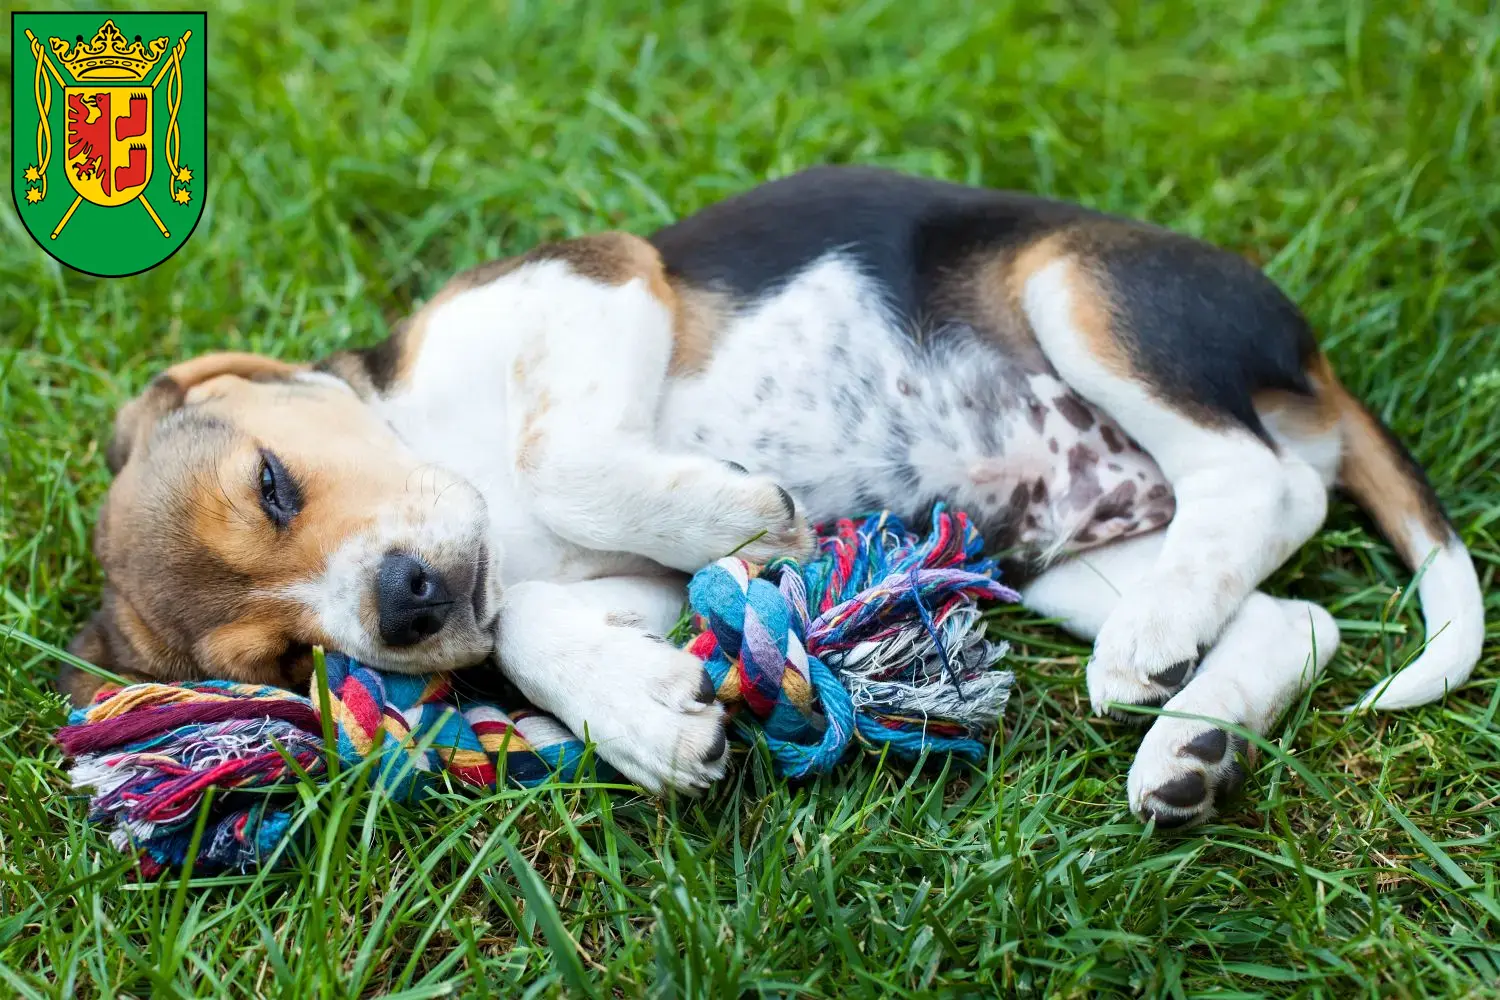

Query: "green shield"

xmin=11 ymin=11 xmax=206 ymax=277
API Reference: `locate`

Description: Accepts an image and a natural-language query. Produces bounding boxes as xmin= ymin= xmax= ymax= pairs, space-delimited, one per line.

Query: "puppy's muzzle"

xmin=377 ymin=552 xmax=454 ymax=646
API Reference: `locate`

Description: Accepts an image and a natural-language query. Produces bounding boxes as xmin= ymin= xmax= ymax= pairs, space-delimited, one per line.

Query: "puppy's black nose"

xmin=377 ymin=552 xmax=453 ymax=646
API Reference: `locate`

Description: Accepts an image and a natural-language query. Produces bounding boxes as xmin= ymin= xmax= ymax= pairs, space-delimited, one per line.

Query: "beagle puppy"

xmin=63 ymin=166 xmax=1484 ymax=826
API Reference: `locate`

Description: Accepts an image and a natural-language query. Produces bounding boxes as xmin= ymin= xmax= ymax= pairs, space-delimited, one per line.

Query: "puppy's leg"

xmin=490 ymin=235 xmax=811 ymax=570
xmin=494 ymin=572 xmax=728 ymax=793
xmin=1023 ymin=532 xmax=1194 ymax=711
xmin=1127 ymin=593 xmax=1339 ymax=826
xmin=1021 ymin=532 xmax=1167 ymax=637
xmin=1023 ymin=256 xmax=1327 ymax=712
xmin=1022 ymin=536 xmax=1340 ymax=826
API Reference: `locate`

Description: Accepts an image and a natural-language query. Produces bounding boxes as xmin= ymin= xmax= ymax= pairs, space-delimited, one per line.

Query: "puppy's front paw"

xmin=1088 ymin=595 xmax=1201 ymax=722
xmin=725 ymin=478 xmax=815 ymax=566
xmin=573 ymin=630 xmax=729 ymax=794
xmin=1128 ymin=718 xmax=1250 ymax=829
xmin=648 ymin=460 xmax=814 ymax=571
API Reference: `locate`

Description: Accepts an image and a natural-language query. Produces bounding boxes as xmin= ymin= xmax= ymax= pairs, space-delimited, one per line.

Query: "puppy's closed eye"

xmin=257 ymin=450 xmax=302 ymax=529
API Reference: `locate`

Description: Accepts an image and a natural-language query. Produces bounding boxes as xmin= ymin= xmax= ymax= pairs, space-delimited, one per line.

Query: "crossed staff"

xmin=24 ymin=28 xmax=191 ymax=241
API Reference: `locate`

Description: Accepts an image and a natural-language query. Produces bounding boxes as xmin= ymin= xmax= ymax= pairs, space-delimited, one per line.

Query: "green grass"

xmin=3 ymin=0 xmax=1499 ymax=995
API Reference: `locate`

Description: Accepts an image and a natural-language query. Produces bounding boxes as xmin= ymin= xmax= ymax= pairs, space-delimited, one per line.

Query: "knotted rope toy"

xmin=56 ymin=506 xmax=1018 ymax=874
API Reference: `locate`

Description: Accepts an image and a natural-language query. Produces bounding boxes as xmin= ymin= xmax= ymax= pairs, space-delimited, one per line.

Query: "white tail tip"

xmin=1349 ymin=534 xmax=1485 ymax=712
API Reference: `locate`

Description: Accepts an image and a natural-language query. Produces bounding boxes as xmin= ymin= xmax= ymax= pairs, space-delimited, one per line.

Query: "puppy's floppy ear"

xmin=106 ymin=352 xmax=304 ymax=474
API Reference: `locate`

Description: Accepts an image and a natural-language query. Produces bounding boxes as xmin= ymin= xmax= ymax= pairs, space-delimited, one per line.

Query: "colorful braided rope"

xmin=57 ymin=506 xmax=1017 ymax=873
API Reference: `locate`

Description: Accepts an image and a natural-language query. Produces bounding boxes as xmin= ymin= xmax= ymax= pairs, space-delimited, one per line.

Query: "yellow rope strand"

xmin=157 ymin=31 xmax=193 ymax=205
xmin=23 ymin=31 xmax=53 ymax=204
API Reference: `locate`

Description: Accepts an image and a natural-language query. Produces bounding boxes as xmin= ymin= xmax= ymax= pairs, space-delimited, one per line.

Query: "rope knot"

xmin=685 ymin=504 xmax=1018 ymax=777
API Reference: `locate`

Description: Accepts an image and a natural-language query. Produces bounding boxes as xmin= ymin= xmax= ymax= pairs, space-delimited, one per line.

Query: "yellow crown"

xmin=50 ymin=20 xmax=168 ymax=83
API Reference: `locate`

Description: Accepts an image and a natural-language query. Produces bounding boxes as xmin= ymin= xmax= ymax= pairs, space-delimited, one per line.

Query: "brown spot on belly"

xmin=1004 ymin=482 xmax=1031 ymax=526
xmin=1066 ymin=443 xmax=1103 ymax=507
xmin=1053 ymin=394 xmax=1095 ymax=430
xmin=1100 ymin=424 xmax=1125 ymax=453
xmin=1068 ymin=442 xmax=1099 ymax=473
xmin=1094 ymin=480 xmax=1138 ymax=521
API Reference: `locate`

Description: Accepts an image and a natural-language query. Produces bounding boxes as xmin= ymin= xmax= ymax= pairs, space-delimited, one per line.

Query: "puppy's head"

xmin=62 ymin=352 xmax=496 ymax=706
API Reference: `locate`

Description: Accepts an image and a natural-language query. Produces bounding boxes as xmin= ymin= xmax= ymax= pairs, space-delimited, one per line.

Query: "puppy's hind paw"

xmin=1128 ymin=719 xmax=1250 ymax=829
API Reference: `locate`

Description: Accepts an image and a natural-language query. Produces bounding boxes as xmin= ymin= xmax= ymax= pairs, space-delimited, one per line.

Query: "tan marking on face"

xmin=111 ymin=589 xmax=193 ymax=679
xmin=78 ymin=361 xmax=489 ymax=688
xmin=188 ymin=377 xmax=425 ymax=576
xmin=195 ymin=614 xmax=324 ymax=686
xmin=108 ymin=352 xmax=305 ymax=472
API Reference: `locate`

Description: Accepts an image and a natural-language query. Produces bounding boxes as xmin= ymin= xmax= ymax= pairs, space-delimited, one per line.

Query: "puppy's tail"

xmin=1320 ymin=363 xmax=1486 ymax=709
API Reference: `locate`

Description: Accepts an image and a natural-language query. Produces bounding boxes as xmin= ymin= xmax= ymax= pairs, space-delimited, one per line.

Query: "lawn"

xmin=2 ymin=0 xmax=1498 ymax=995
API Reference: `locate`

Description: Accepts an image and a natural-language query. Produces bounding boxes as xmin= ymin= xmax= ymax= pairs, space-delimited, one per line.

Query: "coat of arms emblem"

xmin=12 ymin=13 xmax=205 ymax=276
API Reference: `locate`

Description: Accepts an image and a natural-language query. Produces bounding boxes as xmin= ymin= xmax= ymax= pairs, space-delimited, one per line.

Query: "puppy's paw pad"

xmin=1088 ymin=603 xmax=1201 ymax=721
xmin=1180 ymin=727 xmax=1228 ymax=764
xmin=1149 ymin=772 xmax=1207 ymax=809
xmin=1129 ymin=723 xmax=1249 ymax=830
xmin=1087 ymin=655 xmax=1196 ymax=724
xmin=1151 ymin=659 xmax=1195 ymax=688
